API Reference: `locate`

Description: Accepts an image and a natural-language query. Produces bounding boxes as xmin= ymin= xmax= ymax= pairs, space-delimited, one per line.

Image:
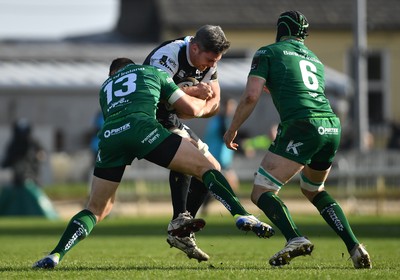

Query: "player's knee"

xmin=253 ymin=166 xmax=283 ymax=193
xmin=169 ymin=170 xmax=191 ymax=185
xmin=206 ymin=155 xmax=221 ymax=171
xmin=300 ymin=171 xmax=325 ymax=192
xmin=250 ymin=187 xmax=263 ymax=204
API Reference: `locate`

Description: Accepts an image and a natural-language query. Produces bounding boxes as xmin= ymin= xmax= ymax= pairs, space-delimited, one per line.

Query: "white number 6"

xmin=299 ymin=60 xmax=319 ymax=90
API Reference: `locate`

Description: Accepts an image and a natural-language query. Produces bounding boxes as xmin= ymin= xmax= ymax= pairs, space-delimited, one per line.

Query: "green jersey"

xmin=99 ymin=64 xmax=181 ymax=122
xmin=96 ymin=64 xmax=183 ymax=167
xmin=249 ymin=39 xmax=336 ymax=122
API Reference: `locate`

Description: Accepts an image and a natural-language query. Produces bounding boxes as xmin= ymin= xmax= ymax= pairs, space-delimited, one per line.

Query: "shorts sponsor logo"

xmin=141 ymin=128 xmax=160 ymax=144
xmin=318 ymin=126 xmax=339 ymax=135
xmin=104 ymin=122 xmax=131 ymax=138
xmin=286 ymin=140 xmax=303 ymax=156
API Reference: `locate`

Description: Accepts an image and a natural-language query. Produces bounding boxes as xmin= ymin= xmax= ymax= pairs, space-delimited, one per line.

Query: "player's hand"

xmin=193 ymin=82 xmax=213 ymax=100
xmin=224 ymin=129 xmax=239 ymax=150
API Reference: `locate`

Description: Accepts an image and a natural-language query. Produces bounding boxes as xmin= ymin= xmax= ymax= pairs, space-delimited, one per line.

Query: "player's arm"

xmin=224 ymin=75 xmax=265 ymax=150
xmin=175 ymin=79 xmax=220 ymax=118
xmin=175 ymin=83 xmax=219 ymax=119
xmin=168 ymin=89 xmax=207 ymax=118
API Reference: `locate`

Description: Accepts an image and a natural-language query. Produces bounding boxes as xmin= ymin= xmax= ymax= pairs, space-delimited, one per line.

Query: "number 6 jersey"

xmin=249 ymin=39 xmax=336 ymax=122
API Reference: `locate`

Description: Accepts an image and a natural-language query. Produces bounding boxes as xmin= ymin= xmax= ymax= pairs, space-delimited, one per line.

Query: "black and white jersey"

xmin=143 ymin=36 xmax=218 ymax=129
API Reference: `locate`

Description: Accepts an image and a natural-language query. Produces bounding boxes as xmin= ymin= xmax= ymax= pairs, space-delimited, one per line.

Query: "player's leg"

xmin=169 ymin=170 xmax=191 ymax=219
xmin=252 ymin=151 xmax=304 ymax=240
xmin=250 ymin=151 xmax=313 ymax=266
xmin=301 ymin=164 xmax=371 ymax=268
xmin=167 ymin=127 xmax=197 ymax=220
xmin=302 ymin=116 xmax=371 ymax=268
xmin=183 ymin=126 xmax=221 ymax=218
xmin=154 ymin=127 xmax=206 ymax=238
xmin=165 ymin=135 xmax=274 ymax=238
xmin=186 ymin=151 xmax=221 ymax=217
xmin=144 ymin=133 xmax=209 ymax=261
xmin=33 ymin=166 xmax=124 ymax=269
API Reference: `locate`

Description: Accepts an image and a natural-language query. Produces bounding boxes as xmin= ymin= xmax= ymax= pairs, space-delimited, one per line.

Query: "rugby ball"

xmin=177 ymin=77 xmax=199 ymax=87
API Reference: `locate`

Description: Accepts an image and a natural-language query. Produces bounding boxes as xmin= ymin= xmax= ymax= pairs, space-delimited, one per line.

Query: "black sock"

xmin=169 ymin=171 xmax=191 ymax=219
xmin=186 ymin=177 xmax=209 ymax=217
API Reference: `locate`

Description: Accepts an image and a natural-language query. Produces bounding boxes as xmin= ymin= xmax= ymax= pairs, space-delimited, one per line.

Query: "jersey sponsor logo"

xmin=177 ymin=70 xmax=187 ymax=79
xmin=108 ymin=97 xmax=130 ymax=112
xmin=286 ymin=140 xmax=303 ymax=155
xmin=104 ymin=122 xmax=131 ymax=138
xmin=141 ymin=128 xmax=160 ymax=144
xmin=166 ymin=77 xmax=174 ymax=83
xmin=176 ymin=69 xmax=205 ymax=82
xmin=318 ymin=126 xmax=339 ymax=135
xmin=282 ymin=50 xmax=322 ymax=65
xmin=308 ymin=92 xmax=324 ymax=102
xmin=156 ymin=55 xmax=176 ymax=72
xmin=300 ymin=48 xmax=309 ymax=55
xmin=159 ymin=55 xmax=168 ymax=66
xmin=167 ymin=57 xmax=177 ymax=68
xmin=251 ymin=56 xmax=260 ymax=70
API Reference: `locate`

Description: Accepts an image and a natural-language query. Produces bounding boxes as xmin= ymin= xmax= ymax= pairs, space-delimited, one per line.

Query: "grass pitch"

xmin=0 ymin=214 xmax=399 ymax=279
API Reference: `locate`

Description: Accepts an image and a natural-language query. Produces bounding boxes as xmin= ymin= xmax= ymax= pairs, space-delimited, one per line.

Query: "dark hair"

xmin=192 ymin=25 xmax=231 ymax=54
xmin=109 ymin=57 xmax=135 ymax=76
xmin=276 ymin=11 xmax=309 ymax=42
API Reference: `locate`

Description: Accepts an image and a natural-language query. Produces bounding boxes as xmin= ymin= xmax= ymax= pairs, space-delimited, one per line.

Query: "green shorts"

xmin=268 ymin=117 xmax=341 ymax=165
xmin=95 ymin=114 xmax=173 ymax=168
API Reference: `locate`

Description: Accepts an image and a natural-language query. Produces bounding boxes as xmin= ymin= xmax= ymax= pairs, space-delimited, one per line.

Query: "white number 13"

xmin=104 ymin=73 xmax=137 ymax=104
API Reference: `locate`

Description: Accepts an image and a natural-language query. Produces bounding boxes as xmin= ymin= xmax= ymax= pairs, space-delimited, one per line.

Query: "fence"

xmin=118 ymin=150 xmax=400 ymax=204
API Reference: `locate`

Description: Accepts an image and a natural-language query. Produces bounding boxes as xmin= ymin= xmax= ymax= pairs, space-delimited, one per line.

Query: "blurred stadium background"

xmin=0 ymin=0 xmax=399 ymax=217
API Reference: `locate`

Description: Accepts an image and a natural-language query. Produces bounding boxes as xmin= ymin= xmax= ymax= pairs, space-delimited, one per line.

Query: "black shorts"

xmin=144 ymin=133 xmax=182 ymax=167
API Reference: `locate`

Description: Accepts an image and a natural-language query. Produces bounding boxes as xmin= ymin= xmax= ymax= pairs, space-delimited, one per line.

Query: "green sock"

xmin=257 ymin=192 xmax=302 ymax=241
xmin=51 ymin=209 xmax=97 ymax=261
xmin=202 ymin=170 xmax=249 ymax=216
xmin=312 ymin=191 xmax=359 ymax=252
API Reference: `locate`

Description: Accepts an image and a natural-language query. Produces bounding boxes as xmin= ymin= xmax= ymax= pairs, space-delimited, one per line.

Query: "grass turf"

xmin=0 ymin=214 xmax=399 ymax=279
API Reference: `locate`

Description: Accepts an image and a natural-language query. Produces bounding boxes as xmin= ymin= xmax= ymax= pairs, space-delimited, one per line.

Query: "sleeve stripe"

xmin=168 ymin=89 xmax=185 ymax=104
